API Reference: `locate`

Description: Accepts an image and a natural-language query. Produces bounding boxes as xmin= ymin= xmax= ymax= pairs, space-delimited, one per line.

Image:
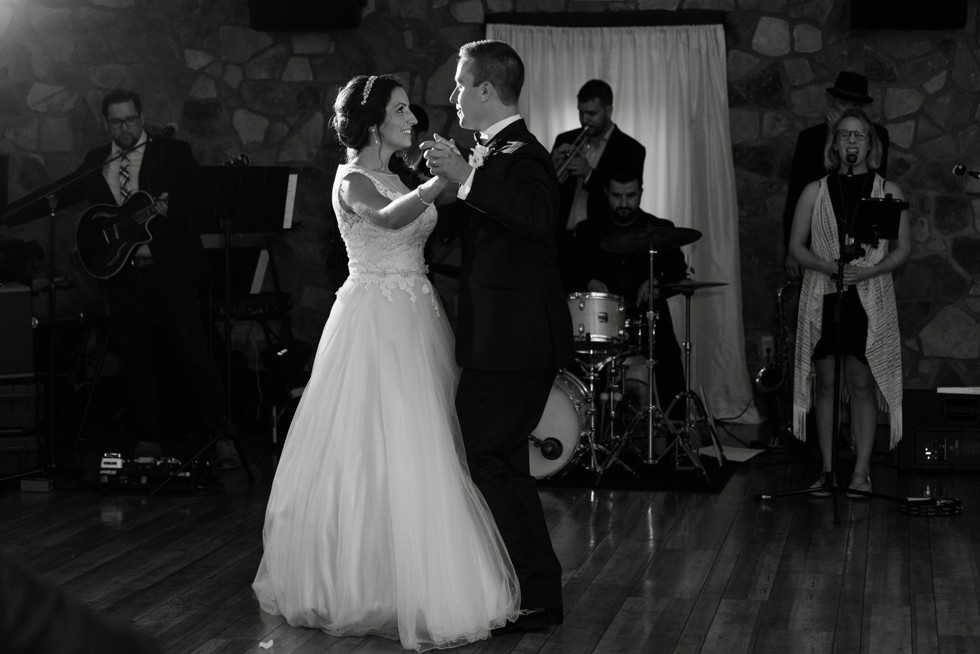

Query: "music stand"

xmin=756 ymin=193 xmax=906 ymax=521
xmin=149 ymin=163 xmax=295 ymax=495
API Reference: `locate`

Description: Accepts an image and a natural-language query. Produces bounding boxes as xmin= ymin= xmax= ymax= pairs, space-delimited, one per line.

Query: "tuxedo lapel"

xmin=485 ymin=119 xmax=529 ymax=151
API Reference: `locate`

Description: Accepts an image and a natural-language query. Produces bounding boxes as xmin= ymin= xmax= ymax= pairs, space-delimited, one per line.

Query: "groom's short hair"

xmin=459 ymin=40 xmax=524 ymax=106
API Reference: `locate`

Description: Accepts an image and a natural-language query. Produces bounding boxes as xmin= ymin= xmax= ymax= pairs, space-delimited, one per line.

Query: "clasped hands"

xmin=830 ymin=261 xmax=874 ymax=285
xmin=419 ymin=134 xmax=471 ymax=185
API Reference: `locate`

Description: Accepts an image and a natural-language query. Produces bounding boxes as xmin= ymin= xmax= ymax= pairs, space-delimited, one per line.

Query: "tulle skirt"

xmin=252 ymin=276 xmax=520 ymax=651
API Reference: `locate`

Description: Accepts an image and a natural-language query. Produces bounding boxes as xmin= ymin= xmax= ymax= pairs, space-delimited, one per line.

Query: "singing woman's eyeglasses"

xmin=107 ymin=115 xmax=140 ymax=129
xmin=835 ymin=129 xmax=867 ymax=141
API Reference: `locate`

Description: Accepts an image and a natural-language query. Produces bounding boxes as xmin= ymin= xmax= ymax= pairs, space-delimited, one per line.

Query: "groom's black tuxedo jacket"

xmin=454 ymin=119 xmax=574 ymax=371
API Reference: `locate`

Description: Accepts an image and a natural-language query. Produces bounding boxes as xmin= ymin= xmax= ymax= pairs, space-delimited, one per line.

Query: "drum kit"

xmin=529 ymin=224 xmax=728 ymax=483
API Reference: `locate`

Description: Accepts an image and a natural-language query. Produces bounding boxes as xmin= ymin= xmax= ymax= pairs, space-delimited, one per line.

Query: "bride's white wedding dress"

xmin=252 ymin=164 xmax=519 ymax=651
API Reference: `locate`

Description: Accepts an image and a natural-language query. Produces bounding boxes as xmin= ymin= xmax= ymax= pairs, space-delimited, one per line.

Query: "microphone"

xmin=846 ymin=163 xmax=854 ymax=177
xmin=952 ymin=163 xmax=980 ymax=179
xmin=155 ymin=122 xmax=178 ymax=139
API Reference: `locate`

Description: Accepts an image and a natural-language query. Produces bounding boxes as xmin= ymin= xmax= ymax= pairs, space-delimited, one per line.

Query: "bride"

xmin=252 ymin=74 xmax=520 ymax=651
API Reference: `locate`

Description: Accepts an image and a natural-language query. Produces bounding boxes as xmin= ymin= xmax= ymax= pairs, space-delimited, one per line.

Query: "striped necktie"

xmin=119 ymin=154 xmax=131 ymax=203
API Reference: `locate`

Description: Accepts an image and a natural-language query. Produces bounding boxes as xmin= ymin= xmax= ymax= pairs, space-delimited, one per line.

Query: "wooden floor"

xmin=2 ymin=424 xmax=979 ymax=654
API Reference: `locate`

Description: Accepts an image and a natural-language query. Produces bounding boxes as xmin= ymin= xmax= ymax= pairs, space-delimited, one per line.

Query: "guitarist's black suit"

xmin=21 ymin=135 xmax=226 ymax=447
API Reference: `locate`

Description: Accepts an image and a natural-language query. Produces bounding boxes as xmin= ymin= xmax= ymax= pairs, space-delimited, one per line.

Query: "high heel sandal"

xmin=810 ymin=476 xmax=831 ymax=498
xmin=846 ymin=476 xmax=872 ymax=499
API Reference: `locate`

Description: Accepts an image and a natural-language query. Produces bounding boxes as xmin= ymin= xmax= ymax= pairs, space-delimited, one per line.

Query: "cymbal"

xmin=655 ymin=279 xmax=727 ymax=295
xmin=600 ymin=226 xmax=702 ymax=254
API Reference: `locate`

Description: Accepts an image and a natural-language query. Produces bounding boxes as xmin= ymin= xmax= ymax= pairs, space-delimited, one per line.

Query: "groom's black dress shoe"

xmin=492 ymin=606 xmax=564 ymax=635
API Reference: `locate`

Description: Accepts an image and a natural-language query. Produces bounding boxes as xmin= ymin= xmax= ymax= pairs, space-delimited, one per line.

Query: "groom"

xmin=422 ymin=40 xmax=573 ymax=631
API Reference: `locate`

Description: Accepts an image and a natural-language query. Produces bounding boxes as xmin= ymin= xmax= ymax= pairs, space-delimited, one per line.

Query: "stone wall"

xmin=1 ymin=0 xmax=978 ymax=389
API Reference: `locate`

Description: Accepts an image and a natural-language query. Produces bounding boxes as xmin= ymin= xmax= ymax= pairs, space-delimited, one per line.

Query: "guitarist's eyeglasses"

xmin=107 ymin=115 xmax=140 ymax=129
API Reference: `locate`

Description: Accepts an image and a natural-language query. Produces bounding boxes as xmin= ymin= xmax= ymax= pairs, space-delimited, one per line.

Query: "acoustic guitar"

xmin=75 ymin=153 xmax=249 ymax=279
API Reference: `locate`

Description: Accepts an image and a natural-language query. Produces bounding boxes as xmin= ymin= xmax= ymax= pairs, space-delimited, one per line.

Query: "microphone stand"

xmin=0 ymin=136 xmax=158 ymax=490
xmin=754 ymin=166 xmax=856 ymax=524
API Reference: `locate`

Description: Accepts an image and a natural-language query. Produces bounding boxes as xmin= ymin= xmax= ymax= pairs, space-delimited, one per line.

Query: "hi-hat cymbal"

xmin=600 ymin=226 xmax=702 ymax=254
xmin=655 ymin=279 xmax=727 ymax=296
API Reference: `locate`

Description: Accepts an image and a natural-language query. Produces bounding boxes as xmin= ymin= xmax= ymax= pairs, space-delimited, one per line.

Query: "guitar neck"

xmin=132 ymin=203 xmax=158 ymax=225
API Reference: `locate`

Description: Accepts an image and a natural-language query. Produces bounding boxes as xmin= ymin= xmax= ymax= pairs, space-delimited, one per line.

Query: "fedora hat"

xmin=826 ymin=71 xmax=873 ymax=104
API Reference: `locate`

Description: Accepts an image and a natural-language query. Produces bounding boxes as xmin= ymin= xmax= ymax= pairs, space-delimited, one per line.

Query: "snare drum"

xmin=528 ymin=370 xmax=589 ymax=479
xmin=623 ymin=314 xmax=647 ymax=350
xmin=567 ymin=292 xmax=626 ymax=350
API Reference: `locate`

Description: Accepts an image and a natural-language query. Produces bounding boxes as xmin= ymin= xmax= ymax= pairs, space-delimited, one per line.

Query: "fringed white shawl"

xmin=792 ymin=174 xmax=903 ymax=448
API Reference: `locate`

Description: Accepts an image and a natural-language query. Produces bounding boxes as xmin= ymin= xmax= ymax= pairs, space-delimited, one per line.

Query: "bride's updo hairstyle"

xmin=331 ymin=74 xmax=403 ymax=159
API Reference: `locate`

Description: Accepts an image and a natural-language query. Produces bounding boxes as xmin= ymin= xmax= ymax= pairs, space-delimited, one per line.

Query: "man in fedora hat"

xmin=779 ymin=71 xmax=890 ymax=277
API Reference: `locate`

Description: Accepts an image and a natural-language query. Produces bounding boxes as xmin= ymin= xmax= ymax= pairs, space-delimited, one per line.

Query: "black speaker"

xmin=851 ymin=1 xmax=967 ymax=30
xmin=0 ymin=153 xmax=8 ymax=212
xmin=0 ymin=282 xmax=33 ymax=376
xmin=899 ymin=389 xmax=980 ymax=470
xmin=248 ymin=0 xmax=365 ymax=31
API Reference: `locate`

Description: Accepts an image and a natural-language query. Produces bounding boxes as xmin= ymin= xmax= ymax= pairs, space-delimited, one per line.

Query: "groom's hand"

xmin=421 ymin=134 xmax=471 ymax=185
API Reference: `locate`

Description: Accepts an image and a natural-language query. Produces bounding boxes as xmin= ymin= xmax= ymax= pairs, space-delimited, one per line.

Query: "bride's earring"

xmin=371 ymin=128 xmax=378 ymax=144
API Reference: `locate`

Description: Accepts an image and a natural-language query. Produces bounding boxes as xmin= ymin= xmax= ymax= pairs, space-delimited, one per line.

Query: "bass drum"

xmin=528 ymin=370 xmax=589 ymax=479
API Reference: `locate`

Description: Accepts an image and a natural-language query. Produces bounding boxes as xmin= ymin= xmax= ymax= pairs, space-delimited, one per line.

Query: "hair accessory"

xmin=361 ymin=75 xmax=377 ymax=105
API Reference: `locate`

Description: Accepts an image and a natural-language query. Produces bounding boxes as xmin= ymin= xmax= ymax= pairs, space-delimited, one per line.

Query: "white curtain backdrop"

xmin=487 ymin=23 xmax=760 ymax=423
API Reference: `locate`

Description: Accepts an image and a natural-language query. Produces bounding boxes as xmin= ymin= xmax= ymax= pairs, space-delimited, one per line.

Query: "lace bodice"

xmin=331 ymin=163 xmax=439 ymax=309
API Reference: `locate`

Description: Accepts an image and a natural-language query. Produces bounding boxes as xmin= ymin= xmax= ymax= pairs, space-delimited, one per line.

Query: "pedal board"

xmin=98 ymin=453 xmax=200 ymax=490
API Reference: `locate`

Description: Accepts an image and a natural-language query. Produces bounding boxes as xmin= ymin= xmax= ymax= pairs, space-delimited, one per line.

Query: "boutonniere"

xmin=498 ymin=140 xmax=526 ymax=154
xmin=469 ymin=143 xmax=490 ymax=169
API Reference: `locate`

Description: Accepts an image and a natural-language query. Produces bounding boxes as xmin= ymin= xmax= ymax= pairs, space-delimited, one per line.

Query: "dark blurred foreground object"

xmin=0 ymin=553 xmax=163 ymax=654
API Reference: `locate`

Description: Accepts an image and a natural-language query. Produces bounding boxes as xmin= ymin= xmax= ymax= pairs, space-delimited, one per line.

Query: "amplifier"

xmin=0 ymin=434 xmax=38 ymax=475
xmin=899 ymin=389 xmax=980 ymax=471
xmin=0 ymin=282 xmax=33 ymax=376
xmin=0 ymin=381 xmax=40 ymax=430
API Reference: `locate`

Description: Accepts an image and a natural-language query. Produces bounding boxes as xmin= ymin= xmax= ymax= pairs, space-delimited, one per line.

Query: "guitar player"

xmin=13 ymin=89 xmax=240 ymax=470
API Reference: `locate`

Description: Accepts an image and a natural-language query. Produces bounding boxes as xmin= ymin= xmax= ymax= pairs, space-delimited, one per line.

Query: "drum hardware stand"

xmin=570 ymin=337 xmax=615 ymax=473
xmin=594 ymin=223 xmax=706 ymax=474
xmin=659 ymin=286 xmax=726 ymax=479
xmin=593 ymin=355 xmax=639 ymax=481
xmin=632 ymin=243 xmax=679 ymax=466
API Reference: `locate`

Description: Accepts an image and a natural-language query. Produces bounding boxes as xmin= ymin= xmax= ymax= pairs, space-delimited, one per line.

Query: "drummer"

xmin=580 ymin=168 xmax=687 ymax=411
